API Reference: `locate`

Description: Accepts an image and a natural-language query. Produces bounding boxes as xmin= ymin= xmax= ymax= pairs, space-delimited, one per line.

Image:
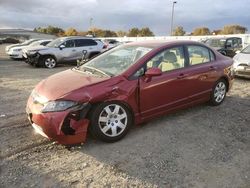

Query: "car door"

xmin=59 ymin=39 xmax=78 ymax=62
xmin=183 ymin=45 xmax=219 ymax=101
xmin=139 ymin=46 xmax=192 ymax=119
xmin=74 ymin=39 xmax=98 ymax=59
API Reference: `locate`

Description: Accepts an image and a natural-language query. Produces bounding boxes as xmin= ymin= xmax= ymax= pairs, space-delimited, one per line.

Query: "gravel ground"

xmin=0 ymin=44 xmax=250 ymax=188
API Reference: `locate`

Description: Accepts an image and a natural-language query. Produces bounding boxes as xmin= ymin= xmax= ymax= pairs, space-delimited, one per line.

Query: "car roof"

xmin=124 ymin=40 xmax=205 ymax=49
xmin=59 ymin=36 xmax=95 ymax=40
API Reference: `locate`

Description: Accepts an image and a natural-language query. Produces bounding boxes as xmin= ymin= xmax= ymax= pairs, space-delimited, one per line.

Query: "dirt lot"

xmin=0 ymin=44 xmax=250 ymax=188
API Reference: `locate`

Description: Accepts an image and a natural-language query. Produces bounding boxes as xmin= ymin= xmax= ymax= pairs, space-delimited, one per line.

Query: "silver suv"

xmin=23 ymin=36 xmax=105 ymax=68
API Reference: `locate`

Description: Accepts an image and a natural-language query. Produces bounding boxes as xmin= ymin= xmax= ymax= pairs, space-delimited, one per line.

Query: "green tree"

xmin=128 ymin=27 xmax=140 ymax=37
xmin=46 ymin=25 xmax=64 ymax=35
xmin=116 ymin=30 xmax=127 ymax=37
xmin=128 ymin=27 xmax=154 ymax=37
xmin=220 ymin=25 xmax=247 ymax=34
xmin=34 ymin=26 xmax=64 ymax=36
xmin=139 ymin=27 xmax=154 ymax=37
xmin=64 ymin=28 xmax=78 ymax=36
xmin=173 ymin=26 xmax=186 ymax=36
xmin=192 ymin=27 xmax=211 ymax=36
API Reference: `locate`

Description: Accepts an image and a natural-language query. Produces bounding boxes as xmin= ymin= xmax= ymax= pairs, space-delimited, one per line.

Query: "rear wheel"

xmin=89 ymin=102 xmax=132 ymax=142
xmin=210 ymin=79 xmax=227 ymax=106
xmin=41 ymin=56 xmax=57 ymax=68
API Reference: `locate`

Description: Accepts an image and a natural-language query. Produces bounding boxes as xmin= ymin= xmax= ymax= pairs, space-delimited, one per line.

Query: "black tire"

xmin=89 ymin=102 xmax=133 ymax=142
xmin=209 ymin=79 xmax=227 ymax=106
xmin=41 ymin=56 xmax=57 ymax=68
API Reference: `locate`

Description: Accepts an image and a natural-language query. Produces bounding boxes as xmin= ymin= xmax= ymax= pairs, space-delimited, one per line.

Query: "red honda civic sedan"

xmin=26 ymin=40 xmax=234 ymax=145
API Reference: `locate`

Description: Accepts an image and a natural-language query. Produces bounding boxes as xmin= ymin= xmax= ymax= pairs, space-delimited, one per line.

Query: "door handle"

xmin=209 ymin=66 xmax=217 ymax=70
xmin=177 ymin=73 xmax=187 ymax=79
xmin=72 ymin=49 xmax=76 ymax=52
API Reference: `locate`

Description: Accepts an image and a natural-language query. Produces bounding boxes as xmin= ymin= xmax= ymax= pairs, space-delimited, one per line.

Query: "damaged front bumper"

xmin=24 ymin=52 xmax=40 ymax=66
xmin=26 ymin=97 xmax=91 ymax=145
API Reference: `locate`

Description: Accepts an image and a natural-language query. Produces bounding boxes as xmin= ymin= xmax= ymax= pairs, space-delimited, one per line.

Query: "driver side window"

xmin=62 ymin=40 xmax=75 ymax=48
xmin=147 ymin=46 xmax=185 ymax=72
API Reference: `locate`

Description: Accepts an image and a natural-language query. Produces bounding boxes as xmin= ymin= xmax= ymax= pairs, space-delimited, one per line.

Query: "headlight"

xmin=42 ymin=100 xmax=78 ymax=113
xmin=28 ymin=50 xmax=38 ymax=53
xmin=233 ymin=59 xmax=239 ymax=69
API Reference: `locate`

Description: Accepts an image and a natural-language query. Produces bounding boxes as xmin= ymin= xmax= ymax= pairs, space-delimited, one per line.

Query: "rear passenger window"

xmin=187 ymin=45 xmax=213 ymax=65
xmin=75 ymin=39 xmax=97 ymax=47
xmin=147 ymin=46 xmax=185 ymax=72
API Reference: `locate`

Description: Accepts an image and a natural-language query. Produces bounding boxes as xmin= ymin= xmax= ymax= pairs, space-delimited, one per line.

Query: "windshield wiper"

xmin=82 ymin=65 xmax=112 ymax=77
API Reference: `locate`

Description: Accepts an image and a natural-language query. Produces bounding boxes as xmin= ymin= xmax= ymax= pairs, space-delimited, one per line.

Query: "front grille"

xmin=236 ymin=71 xmax=250 ymax=75
xmin=238 ymin=64 xmax=248 ymax=67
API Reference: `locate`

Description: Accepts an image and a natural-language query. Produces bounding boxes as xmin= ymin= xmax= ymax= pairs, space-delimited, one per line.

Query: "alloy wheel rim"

xmin=214 ymin=82 xmax=226 ymax=103
xmin=45 ymin=58 xmax=56 ymax=68
xmin=98 ymin=104 xmax=128 ymax=137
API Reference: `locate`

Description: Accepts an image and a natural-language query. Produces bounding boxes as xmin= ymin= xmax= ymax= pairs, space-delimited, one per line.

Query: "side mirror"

xmin=144 ymin=67 xmax=162 ymax=82
xmin=59 ymin=45 xmax=65 ymax=50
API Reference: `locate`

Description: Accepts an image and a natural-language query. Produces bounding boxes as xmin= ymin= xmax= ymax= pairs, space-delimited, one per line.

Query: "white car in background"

xmin=233 ymin=45 xmax=250 ymax=78
xmin=102 ymin=39 xmax=120 ymax=50
xmin=5 ymin=39 xmax=41 ymax=55
xmin=7 ymin=39 xmax=52 ymax=59
xmin=22 ymin=39 xmax=52 ymax=57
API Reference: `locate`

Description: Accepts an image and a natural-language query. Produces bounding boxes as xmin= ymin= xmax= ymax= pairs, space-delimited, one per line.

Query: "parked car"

xmin=5 ymin=39 xmax=41 ymax=57
xmin=205 ymin=37 xmax=242 ymax=57
xmin=22 ymin=39 xmax=52 ymax=57
xmin=102 ymin=39 xmax=121 ymax=49
xmin=8 ymin=39 xmax=52 ymax=59
xmin=2 ymin=37 xmax=20 ymax=44
xmin=26 ymin=40 xmax=234 ymax=145
xmin=24 ymin=36 xmax=106 ymax=68
xmin=233 ymin=45 xmax=250 ymax=78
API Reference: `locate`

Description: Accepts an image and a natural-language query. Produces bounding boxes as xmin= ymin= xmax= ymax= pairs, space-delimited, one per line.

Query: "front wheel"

xmin=210 ymin=79 xmax=227 ymax=106
xmin=41 ymin=56 xmax=57 ymax=68
xmin=89 ymin=102 xmax=133 ymax=142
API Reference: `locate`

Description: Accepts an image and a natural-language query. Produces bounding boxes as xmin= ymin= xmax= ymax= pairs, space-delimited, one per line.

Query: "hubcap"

xmin=45 ymin=58 xmax=56 ymax=68
xmin=98 ymin=104 xmax=127 ymax=137
xmin=214 ymin=82 xmax=226 ymax=103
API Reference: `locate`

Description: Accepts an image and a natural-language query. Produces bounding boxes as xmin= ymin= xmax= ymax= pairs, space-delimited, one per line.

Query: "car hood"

xmin=35 ymin=69 xmax=110 ymax=101
xmin=213 ymin=47 xmax=223 ymax=51
xmin=24 ymin=45 xmax=47 ymax=51
xmin=6 ymin=44 xmax=22 ymax=50
xmin=233 ymin=53 xmax=250 ymax=64
xmin=11 ymin=45 xmax=28 ymax=50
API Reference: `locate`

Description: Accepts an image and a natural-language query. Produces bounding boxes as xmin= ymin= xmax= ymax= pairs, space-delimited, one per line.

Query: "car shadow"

xmin=74 ymin=94 xmax=250 ymax=187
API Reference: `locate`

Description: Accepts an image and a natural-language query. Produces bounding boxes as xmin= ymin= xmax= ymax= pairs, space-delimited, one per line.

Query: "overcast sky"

xmin=0 ymin=0 xmax=250 ymax=35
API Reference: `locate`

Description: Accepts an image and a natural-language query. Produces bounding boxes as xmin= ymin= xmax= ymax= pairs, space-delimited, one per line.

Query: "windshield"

xmin=21 ymin=39 xmax=37 ymax=45
xmin=79 ymin=45 xmax=153 ymax=76
xmin=47 ymin=38 xmax=64 ymax=47
xmin=241 ymin=45 xmax=250 ymax=54
xmin=29 ymin=41 xmax=42 ymax=46
xmin=205 ymin=39 xmax=226 ymax=48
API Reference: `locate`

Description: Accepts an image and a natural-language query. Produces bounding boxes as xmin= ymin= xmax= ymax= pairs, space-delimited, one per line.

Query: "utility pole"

xmin=89 ymin=18 xmax=95 ymax=36
xmin=170 ymin=1 xmax=177 ymax=36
